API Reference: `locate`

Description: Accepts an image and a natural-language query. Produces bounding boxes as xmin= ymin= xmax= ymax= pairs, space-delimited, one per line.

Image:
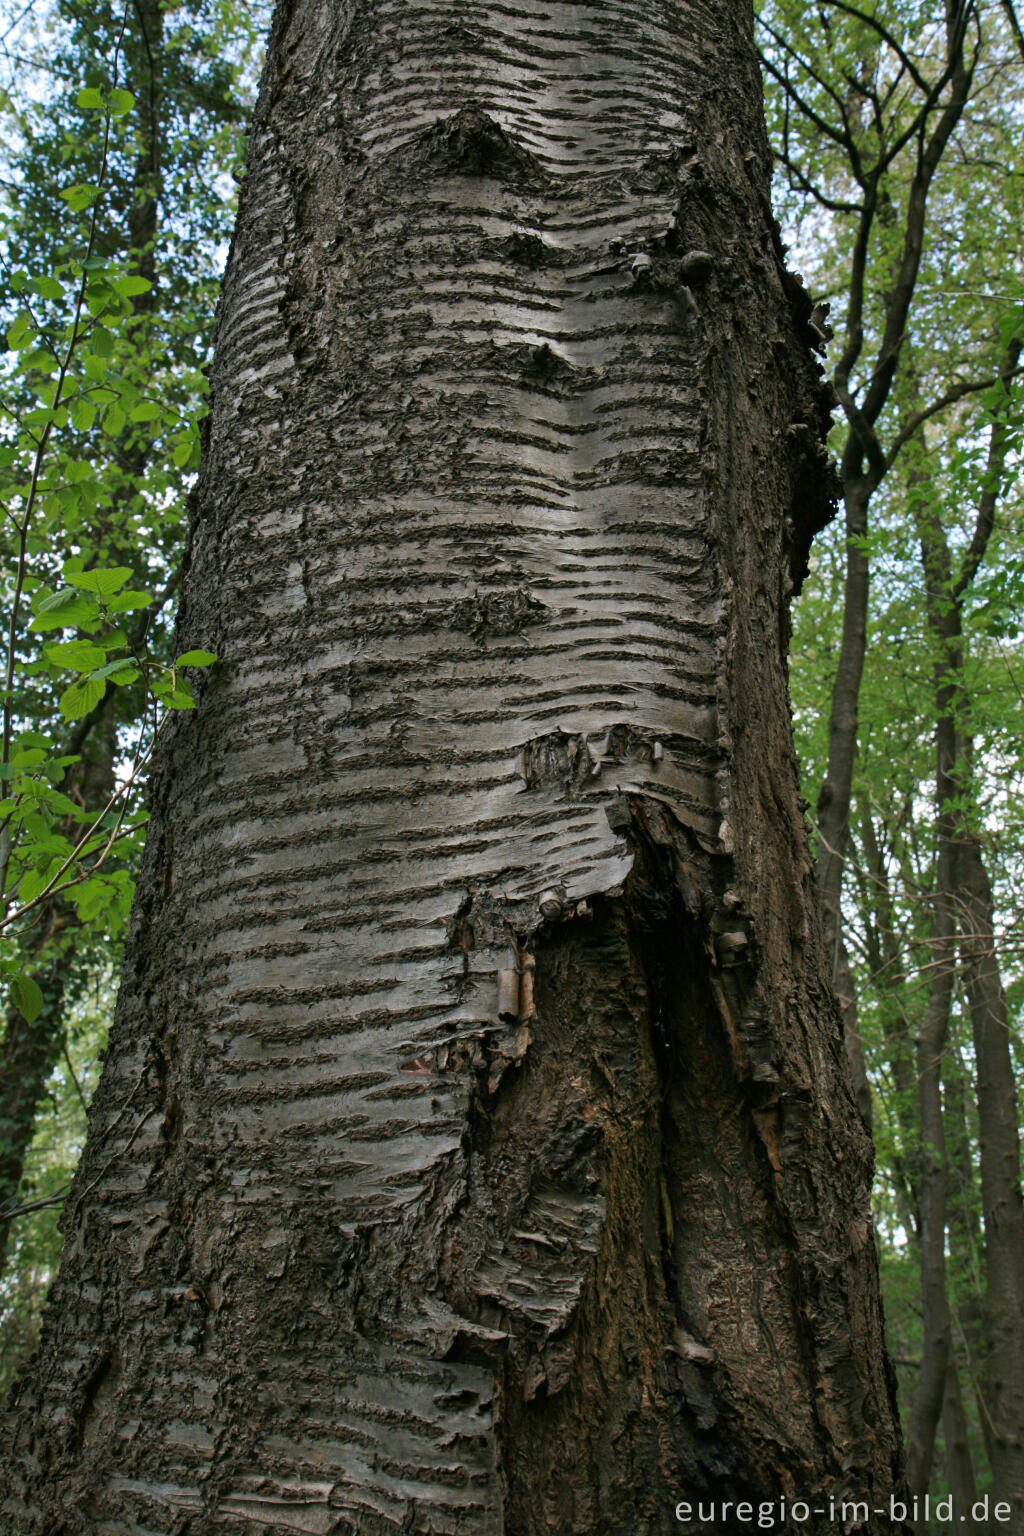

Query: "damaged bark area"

xmin=1 ymin=0 xmax=901 ymax=1531
xmin=409 ymin=780 xmax=894 ymax=1532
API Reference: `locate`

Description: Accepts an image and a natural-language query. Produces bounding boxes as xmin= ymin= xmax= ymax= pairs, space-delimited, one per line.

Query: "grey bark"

xmin=0 ymin=2 xmax=903 ymax=1531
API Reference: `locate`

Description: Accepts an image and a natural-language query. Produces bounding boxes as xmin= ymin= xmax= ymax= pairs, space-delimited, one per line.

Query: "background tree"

xmin=760 ymin=0 xmax=1024 ymax=1514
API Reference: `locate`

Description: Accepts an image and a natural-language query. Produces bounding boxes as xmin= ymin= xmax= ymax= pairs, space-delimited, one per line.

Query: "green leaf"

xmin=108 ymin=87 xmax=135 ymax=116
xmin=23 ymin=346 xmax=59 ymax=374
xmin=6 ymin=311 xmax=34 ymax=349
xmin=41 ymin=790 xmax=90 ymax=821
xmin=17 ymin=867 xmax=55 ymax=907
xmin=70 ymin=398 xmax=97 ymax=432
xmin=89 ymin=660 xmax=139 ymax=684
xmin=129 ymin=400 xmax=161 ymax=424
xmin=63 ymin=565 xmax=132 ymax=597
xmin=11 ymin=975 xmax=44 ymax=1022
xmin=72 ymin=877 xmax=112 ymax=921
xmin=45 ymin=639 xmax=108 ymax=672
xmin=58 ymin=676 xmax=106 ymax=721
xmin=28 ymin=276 xmax=64 ymax=300
xmin=175 ymin=649 xmax=216 ymax=668
xmin=105 ymin=589 xmax=151 ymax=613
xmin=60 ymin=183 xmax=102 ymax=212
xmin=111 ymin=275 xmax=152 ymax=297
xmin=90 ymin=326 xmax=115 ymax=358
xmin=23 ymin=405 xmax=57 ymax=428
xmin=28 ymin=588 xmax=102 ymax=632
xmin=76 ymin=87 xmax=105 ymax=110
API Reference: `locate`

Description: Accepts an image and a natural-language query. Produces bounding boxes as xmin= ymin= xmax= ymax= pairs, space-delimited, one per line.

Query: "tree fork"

xmin=1 ymin=0 xmax=902 ymax=1529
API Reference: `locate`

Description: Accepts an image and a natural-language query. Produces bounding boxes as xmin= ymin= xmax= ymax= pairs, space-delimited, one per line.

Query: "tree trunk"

xmin=942 ymin=1358 xmax=978 ymax=1520
xmin=0 ymin=938 xmax=68 ymax=1271
xmin=904 ymin=572 xmax=958 ymax=1504
xmin=816 ymin=476 xmax=869 ymax=973
xmin=835 ymin=927 xmax=872 ymax=1131
xmin=0 ymin=2 xmax=903 ymax=1530
xmin=959 ymin=835 xmax=1024 ymax=1520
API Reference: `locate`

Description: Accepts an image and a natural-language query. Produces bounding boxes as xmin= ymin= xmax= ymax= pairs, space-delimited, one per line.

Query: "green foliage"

xmin=761 ymin=0 xmax=1024 ymax=1500
xmin=0 ymin=0 xmax=269 ymax=1378
xmin=1 ymin=90 xmax=206 ymax=980
xmin=0 ymin=0 xmax=269 ymax=971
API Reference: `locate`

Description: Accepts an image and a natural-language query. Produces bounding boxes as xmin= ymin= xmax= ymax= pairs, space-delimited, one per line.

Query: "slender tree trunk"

xmin=0 ymin=937 xmax=67 ymax=1271
xmin=816 ymin=480 xmax=874 ymax=1137
xmin=816 ymin=478 xmax=869 ymax=968
xmin=0 ymin=2 xmax=903 ymax=1530
xmin=855 ymin=803 xmax=919 ymax=1232
xmin=904 ymin=602 xmax=957 ymax=1503
xmin=958 ymin=834 xmax=1024 ymax=1519
xmin=127 ymin=0 xmax=163 ymax=291
xmin=944 ymin=1034 xmax=990 ymax=1478
xmin=943 ymin=1358 xmax=978 ymax=1518
xmin=835 ymin=928 xmax=872 ymax=1129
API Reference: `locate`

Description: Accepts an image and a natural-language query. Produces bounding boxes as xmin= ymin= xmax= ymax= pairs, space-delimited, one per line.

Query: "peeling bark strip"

xmin=1 ymin=2 xmax=901 ymax=1533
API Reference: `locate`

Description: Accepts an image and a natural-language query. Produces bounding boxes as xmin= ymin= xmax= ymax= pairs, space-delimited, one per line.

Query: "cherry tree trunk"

xmin=1 ymin=1 xmax=903 ymax=1530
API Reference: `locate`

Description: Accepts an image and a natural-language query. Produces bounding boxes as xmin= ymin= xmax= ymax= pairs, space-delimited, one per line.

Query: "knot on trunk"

xmin=413 ymin=106 xmax=543 ymax=185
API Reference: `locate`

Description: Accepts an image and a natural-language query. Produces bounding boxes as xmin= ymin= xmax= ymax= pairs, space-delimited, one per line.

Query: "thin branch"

xmin=757 ymin=13 xmax=858 ymax=127
xmin=757 ymin=44 xmax=861 ymax=160
xmin=817 ymin=0 xmax=932 ymax=93
xmin=1000 ymin=0 xmax=1024 ymax=64
xmin=953 ymin=337 xmax=1023 ymax=599
xmin=0 ymin=720 xmax=160 ymax=932
xmin=0 ymin=1181 xmax=70 ymax=1221
xmin=774 ymin=146 xmax=863 ymax=213
xmin=884 ymin=368 xmax=1021 ymax=469
xmin=62 ymin=1037 xmax=89 ymax=1114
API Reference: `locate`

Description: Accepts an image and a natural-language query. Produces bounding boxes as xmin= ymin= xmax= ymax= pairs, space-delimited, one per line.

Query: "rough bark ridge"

xmin=2 ymin=1 xmax=901 ymax=1531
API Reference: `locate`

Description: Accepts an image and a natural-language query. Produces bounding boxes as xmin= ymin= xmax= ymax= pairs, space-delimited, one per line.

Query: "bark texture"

xmin=1 ymin=2 xmax=902 ymax=1531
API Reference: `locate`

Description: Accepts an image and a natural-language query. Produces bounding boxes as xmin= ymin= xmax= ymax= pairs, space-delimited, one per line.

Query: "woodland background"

xmin=0 ymin=0 xmax=1020 ymax=1516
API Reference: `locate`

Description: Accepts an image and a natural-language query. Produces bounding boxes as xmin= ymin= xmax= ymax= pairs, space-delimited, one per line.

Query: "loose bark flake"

xmin=1 ymin=1 xmax=901 ymax=1533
